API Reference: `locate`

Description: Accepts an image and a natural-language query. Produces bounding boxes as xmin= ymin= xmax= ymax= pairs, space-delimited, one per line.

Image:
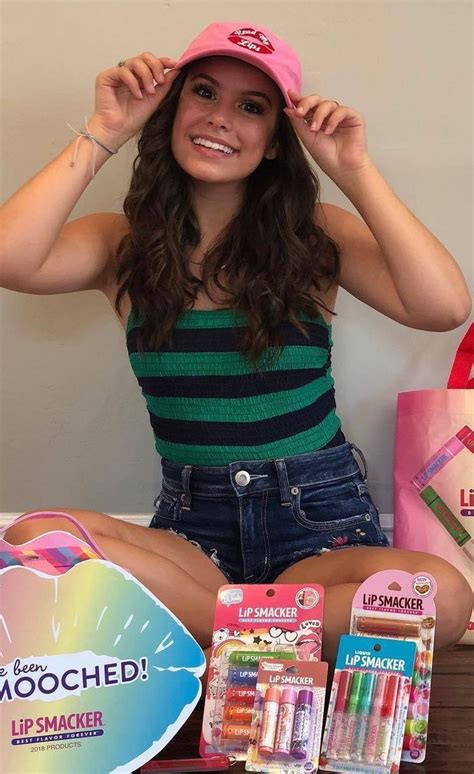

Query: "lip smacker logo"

xmin=10 ymin=710 xmax=105 ymax=747
xmin=228 ymin=28 xmax=275 ymax=55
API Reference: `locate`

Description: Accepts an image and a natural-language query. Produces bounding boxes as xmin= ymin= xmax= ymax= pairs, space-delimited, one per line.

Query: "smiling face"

xmin=171 ymin=56 xmax=282 ymax=188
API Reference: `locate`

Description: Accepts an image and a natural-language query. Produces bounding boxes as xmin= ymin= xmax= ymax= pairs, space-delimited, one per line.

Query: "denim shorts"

xmin=149 ymin=441 xmax=390 ymax=585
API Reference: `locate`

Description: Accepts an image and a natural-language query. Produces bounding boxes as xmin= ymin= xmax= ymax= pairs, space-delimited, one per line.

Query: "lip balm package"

xmin=319 ymin=635 xmax=416 ymax=774
xmin=200 ymin=584 xmax=324 ymax=761
xmin=349 ymin=570 xmax=437 ymax=763
xmin=245 ymin=658 xmax=328 ymax=773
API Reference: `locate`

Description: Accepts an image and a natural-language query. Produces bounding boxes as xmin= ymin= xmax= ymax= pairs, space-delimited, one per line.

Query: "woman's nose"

xmin=207 ymin=103 xmax=233 ymax=129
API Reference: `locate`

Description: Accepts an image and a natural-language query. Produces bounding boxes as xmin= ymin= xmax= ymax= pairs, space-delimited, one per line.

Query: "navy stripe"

xmin=136 ymin=367 xmax=328 ymax=399
xmin=126 ymin=319 xmax=330 ymax=355
xmin=148 ymin=387 xmax=337 ymax=445
xmin=321 ymin=428 xmax=346 ymax=448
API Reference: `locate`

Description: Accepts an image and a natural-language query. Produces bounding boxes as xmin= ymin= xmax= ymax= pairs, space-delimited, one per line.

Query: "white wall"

xmin=1 ymin=1 xmax=472 ymax=518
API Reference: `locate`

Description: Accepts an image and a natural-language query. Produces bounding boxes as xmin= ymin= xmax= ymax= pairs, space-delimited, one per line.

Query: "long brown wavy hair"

xmin=115 ymin=62 xmax=341 ymax=371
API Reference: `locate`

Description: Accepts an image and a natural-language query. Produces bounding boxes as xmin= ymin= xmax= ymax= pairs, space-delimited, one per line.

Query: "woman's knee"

xmin=415 ymin=553 xmax=472 ymax=646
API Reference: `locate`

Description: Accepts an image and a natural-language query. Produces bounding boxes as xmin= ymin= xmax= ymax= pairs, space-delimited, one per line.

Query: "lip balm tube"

xmin=364 ymin=674 xmax=387 ymax=763
xmin=221 ymin=722 xmax=251 ymax=741
xmin=257 ymin=687 xmax=281 ymax=757
xmin=228 ymin=650 xmax=296 ymax=667
xmin=290 ymin=689 xmax=314 ymax=760
xmin=387 ymin=674 xmax=407 ymax=764
xmin=420 ymin=486 xmax=474 ymax=559
xmin=227 ymin=667 xmax=258 ymax=685
xmin=355 ymin=617 xmax=421 ymax=638
xmin=142 ymin=756 xmax=230 ymax=771
xmin=224 ymin=686 xmax=256 ymax=705
xmin=223 ymin=704 xmax=253 ymax=723
xmin=273 ymin=687 xmax=298 ymax=758
xmin=326 ymin=670 xmax=352 ymax=758
xmin=338 ymin=670 xmax=363 ymax=760
xmin=351 ymin=671 xmax=376 ymax=761
xmin=411 ymin=426 xmax=474 ymax=490
xmin=374 ymin=674 xmax=400 ymax=765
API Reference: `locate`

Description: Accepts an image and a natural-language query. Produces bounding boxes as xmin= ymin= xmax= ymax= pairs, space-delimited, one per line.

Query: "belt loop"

xmin=181 ymin=464 xmax=193 ymax=510
xmin=274 ymin=458 xmax=291 ymax=506
xmin=350 ymin=443 xmax=368 ymax=482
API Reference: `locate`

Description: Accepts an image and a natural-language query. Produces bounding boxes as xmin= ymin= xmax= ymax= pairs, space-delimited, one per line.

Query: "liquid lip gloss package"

xmin=319 ymin=635 xmax=416 ymax=774
xmin=200 ymin=584 xmax=324 ymax=762
xmin=245 ymin=658 xmax=328 ymax=773
xmin=349 ymin=570 xmax=437 ymax=764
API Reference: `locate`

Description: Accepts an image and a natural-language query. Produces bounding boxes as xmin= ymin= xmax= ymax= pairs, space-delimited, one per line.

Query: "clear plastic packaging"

xmin=319 ymin=635 xmax=416 ymax=774
xmin=245 ymin=658 xmax=327 ymax=772
xmin=200 ymin=584 xmax=324 ymax=761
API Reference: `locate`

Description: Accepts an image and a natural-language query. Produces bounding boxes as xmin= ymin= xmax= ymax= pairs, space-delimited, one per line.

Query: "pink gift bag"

xmin=393 ymin=324 xmax=474 ymax=644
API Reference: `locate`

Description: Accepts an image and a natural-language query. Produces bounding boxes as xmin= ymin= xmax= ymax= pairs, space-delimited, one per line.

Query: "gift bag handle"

xmin=0 ymin=510 xmax=108 ymax=559
xmin=448 ymin=323 xmax=474 ymax=389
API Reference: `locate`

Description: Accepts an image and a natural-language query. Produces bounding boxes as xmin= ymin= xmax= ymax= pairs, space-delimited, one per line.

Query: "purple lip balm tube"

xmin=290 ymin=689 xmax=313 ymax=760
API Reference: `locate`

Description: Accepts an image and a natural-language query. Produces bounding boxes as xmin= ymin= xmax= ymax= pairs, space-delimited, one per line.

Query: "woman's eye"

xmin=242 ymin=101 xmax=264 ymax=115
xmin=192 ymin=84 xmax=214 ymax=99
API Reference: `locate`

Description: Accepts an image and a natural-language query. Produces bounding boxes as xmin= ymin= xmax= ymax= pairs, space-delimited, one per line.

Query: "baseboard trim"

xmin=0 ymin=512 xmax=394 ymax=542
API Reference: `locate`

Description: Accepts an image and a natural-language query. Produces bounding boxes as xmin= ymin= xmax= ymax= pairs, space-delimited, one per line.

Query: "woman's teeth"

xmin=192 ymin=138 xmax=235 ymax=155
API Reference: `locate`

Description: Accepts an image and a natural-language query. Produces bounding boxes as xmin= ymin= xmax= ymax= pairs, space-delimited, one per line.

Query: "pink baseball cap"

xmin=174 ymin=22 xmax=302 ymax=108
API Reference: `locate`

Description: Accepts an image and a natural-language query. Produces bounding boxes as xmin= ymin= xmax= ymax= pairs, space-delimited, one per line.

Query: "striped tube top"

xmin=126 ymin=307 xmax=345 ymax=465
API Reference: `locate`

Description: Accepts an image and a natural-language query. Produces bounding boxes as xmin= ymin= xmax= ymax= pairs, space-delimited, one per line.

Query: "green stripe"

xmin=143 ymin=375 xmax=334 ymax=422
xmin=130 ymin=346 xmax=329 ymax=377
xmin=153 ymin=411 xmax=341 ymax=465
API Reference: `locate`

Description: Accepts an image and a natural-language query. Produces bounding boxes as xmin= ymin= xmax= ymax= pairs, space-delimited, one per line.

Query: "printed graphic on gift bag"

xmin=410 ymin=425 xmax=474 ymax=561
xmin=393 ymin=324 xmax=474 ymax=644
xmin=0 ymin=512 xmax=205 ymax=773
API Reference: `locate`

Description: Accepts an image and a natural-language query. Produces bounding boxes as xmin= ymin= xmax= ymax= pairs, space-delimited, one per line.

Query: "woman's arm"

xmin=285 ymin=91 xmax=471 ymax=331
xmin=322 ymin=160 xmax=471 ymax=331
xmin=0 ymin=116 xmax=124 ymax=292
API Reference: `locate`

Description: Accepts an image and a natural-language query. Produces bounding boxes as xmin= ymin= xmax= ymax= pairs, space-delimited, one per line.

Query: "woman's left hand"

xmin=284 ymin=88 xmax=371 ymax=180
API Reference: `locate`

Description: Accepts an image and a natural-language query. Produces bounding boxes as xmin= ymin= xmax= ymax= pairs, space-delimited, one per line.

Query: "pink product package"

xmin=200 ymin=584 xmax=324 ymax=762
xmin=350 ymin=570 xmax=437 ymax=764
xmin=246 ymin=658 xmax=328 ymax=773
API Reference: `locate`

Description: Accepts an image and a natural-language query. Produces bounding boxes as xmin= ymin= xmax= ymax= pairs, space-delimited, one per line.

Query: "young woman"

xmin=1 ymin=22 xmax=471 ymax=665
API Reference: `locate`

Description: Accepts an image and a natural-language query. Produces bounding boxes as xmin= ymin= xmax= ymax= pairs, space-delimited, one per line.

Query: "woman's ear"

xmin=264 ymin=138 xmax=278 ymax=160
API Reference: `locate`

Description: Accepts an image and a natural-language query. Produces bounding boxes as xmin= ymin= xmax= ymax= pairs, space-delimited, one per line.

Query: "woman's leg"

xmin=274 ymin=546 xmax=473 ymax=663
xmin=5 ymin=509 xmax=227 ymax=649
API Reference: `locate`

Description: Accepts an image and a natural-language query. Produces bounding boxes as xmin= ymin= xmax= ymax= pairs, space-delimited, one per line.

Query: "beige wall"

xmin=1 ymin=1 xmax=472 ymax=516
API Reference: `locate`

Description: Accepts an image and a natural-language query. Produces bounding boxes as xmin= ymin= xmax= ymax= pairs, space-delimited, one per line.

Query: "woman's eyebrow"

xmin=189 ymin=72 xmax=272 ymax=107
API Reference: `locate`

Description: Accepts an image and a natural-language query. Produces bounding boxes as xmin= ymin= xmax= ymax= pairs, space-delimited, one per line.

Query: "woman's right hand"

xmin=90 ymin=54 xmax=181 ymax=144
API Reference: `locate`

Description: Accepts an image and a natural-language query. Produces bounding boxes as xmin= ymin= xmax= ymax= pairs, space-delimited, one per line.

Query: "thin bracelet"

xmin=66 ymin=116 xmax=118 ymax=179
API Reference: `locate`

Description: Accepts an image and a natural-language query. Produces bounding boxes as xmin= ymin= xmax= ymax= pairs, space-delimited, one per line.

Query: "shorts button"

xmin=291 ymin=486 xmax=299 ymax=495
xmin=235 ymin=470 xmax=251 ymax=486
